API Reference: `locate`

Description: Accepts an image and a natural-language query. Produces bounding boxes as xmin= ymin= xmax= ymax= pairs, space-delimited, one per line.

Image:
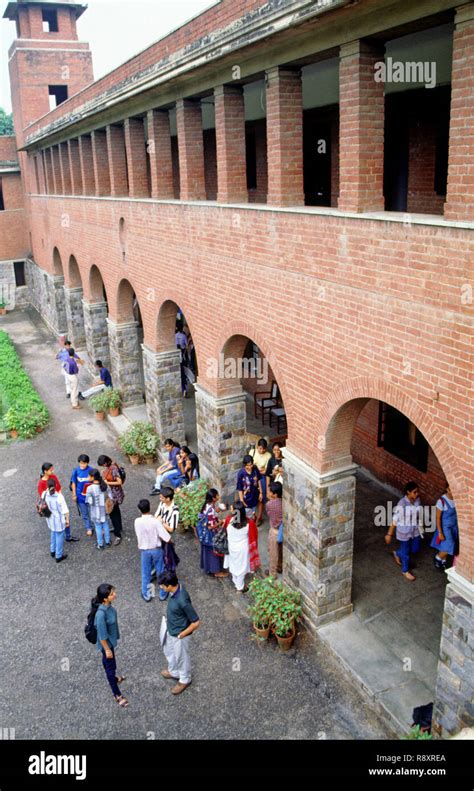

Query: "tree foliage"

xmin=0 ymin=108 xmax=14 ymax=136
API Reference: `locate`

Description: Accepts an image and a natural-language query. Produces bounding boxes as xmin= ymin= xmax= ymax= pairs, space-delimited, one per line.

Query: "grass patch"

xmin=0 ymin=330 xmax=49 ymax=438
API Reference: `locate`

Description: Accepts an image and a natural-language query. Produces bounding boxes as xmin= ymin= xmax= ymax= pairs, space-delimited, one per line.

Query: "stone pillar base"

xmin=283 ymin=446 xmax=358 ymax=631
xmin=142 ymin=345 xmax=185 ymax=442
xmin=64 ymin=287 xmax=86 ymax=349
xmin=107 ymin=318 xmax=144 ymax=406
xmin=82 ymin=300 xmax=110 ymax=375
xmin=432 ymin=568 xmax=474 ymax=738
xmin=195 ymin=384 xmax=247 ymax=500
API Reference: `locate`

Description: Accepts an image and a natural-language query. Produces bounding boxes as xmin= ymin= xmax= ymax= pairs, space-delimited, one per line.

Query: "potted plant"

xmin=174 ymin=480 xmax=209 ymax=534
xmin=103 ymin=389 xmax=122 ymax=417
xmin=270 ymin=581 xmax=302 ymax=651
xmin=134 ymin=421 xmax=159 ymax=463
xmin=247 ymin=577 xmax=274 ymax=640
xmin=117 ymin=423 xmax=140 ymax=464
xmin=90 ymin=390 xmax=107 ymax=421
xmin=0 ymin=301 xmax=6 ymax=316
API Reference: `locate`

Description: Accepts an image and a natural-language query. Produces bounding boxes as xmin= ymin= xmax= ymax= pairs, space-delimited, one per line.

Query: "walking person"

xmin=97 ymin=455 xmax=125 ymax=545
xmin=71 ymin=454 xmax=94 ymax=536
xmin=223 ymin=502 xmax=261 ymax=592
xmin=86 ymin=469 xmax=111 ymax=550
xmin=154 ymin=486 xmax=180 ymax=599
xmin=431 ymin=482 xmax=459 ymax=571
xmin=134 ymin=499 xmax=170 ymax=602
xmin=198 ymin=489 xmax=229 ymax=578
xmin=265 ymin=481 xmax=283 ymax=577
xmin=385 ymin=481 xmax=423 ymax=581
xmin=38 ymin=462 xmax=79 ymax=542
xmin=93 ymin=584 xmax=128 ymax=708
xmin=158 ymin=570 xmax=200 ymax=695
xmin=42 ymin=478 xmax=70 ymax=563
xmin=63 ymin=347 xmax=83 ymax=410
xmin=55 ymin=340 xmax=84 ymax=401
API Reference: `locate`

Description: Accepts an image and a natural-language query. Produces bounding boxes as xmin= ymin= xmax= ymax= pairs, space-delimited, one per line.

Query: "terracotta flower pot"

xmin=9 ymin=429 xmax=18 ymax=439
xmin=0 ymin=308 xmax=6 ymax=316
xmin=275 ymin=622 xmax=296 ymax=651
xmin=144 ymin=454 xmax=155 ymax=464
xmin=108 ymin=407 xmax=120 ymax=417
xmin=253 ymin=622 xmax=270 ymax=641
xmin=95 ymin=411 xmax=106 ymax=421
xmin=129 ymin=454 xmax=140 ymax=465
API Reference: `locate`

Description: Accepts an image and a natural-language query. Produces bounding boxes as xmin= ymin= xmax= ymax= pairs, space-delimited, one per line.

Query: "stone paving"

xmin=0 ymin=308 xmax=395 ymax=740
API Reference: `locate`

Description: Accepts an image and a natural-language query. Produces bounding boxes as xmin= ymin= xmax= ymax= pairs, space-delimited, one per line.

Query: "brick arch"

xmin=113 ymin=277 xmax=139 ymax=323
xmin=52 ymin=247 xmax=64 ymax=277
xmin=67 ymin=254 xmax=82 ymax=289
xmin=87 ymin=264 xmax=108 ymax=304
xmin=154 ymin=297 xmax=200 ymax=360
xmin=212 ymin=323 xmax=291 ymax=417
xmin=317 ymin=376 xmax=465 ymax=508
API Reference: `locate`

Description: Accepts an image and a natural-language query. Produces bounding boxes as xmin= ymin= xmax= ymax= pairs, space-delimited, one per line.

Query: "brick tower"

xmin=4 ymin=0 xmax=93 ymax=189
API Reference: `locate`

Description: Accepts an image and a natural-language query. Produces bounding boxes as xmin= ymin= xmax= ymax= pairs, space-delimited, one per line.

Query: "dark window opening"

xmin=42 ymin=9 xmax=59 ymax=33
xmin=14 ymin=261 xmax=26 ymax=287
xmin=378 ymin=402 xmax=429 ymax=472
xmin=48 ymin=85 xmax=68 ymax=110
xmin=245 ymin=130 xmax=257 ymax=190
xmin=0 ymin=179 xmax=4 ymax=211
xmin=303 ymin=109 xmax=333 ymax=207
xmin=384 ymin=95 xmax=409 ymax=212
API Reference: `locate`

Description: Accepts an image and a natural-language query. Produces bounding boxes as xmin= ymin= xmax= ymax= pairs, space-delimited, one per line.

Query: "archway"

xmin=52 ymin=246 xmax=64 ymax=276
xmin=313 ymin=384 xmax=465 ymax=732
xmin=63 ymin=254 xmax=86 ymax=349
xmin=83 ymin=264 xmax=111 ymax=374
xmin=48 ymin=247 xmax=67 ymax=335
xmin=109 ymin=279 xmax=147 ymax=408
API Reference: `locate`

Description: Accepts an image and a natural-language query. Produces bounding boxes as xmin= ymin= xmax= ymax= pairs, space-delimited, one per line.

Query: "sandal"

xmin=114 ymin=694 xmax=129 ymax=708
xmin=116 ymin=675 xmax=126 ymax=684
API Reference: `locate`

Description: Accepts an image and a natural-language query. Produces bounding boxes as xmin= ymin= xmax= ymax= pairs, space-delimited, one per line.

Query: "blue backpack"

xmin=196 ymin=511 xmax=214 ymax=547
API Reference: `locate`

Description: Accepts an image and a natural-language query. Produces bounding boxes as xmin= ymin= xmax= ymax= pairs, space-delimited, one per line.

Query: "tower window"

xmin=49 ymin=85 xmax=68 ymax=110
xmin=42 ymin=9 xmax=59 ymax=33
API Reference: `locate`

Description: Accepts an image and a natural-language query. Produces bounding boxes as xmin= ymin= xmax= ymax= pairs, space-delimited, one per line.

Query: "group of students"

xmin=150 ymin=440 xmax=200 ymax=495
xmin=55 ymin=339 xmax=113 ymax=410
xmin=38 ymin=454 xmax=125 ymax=560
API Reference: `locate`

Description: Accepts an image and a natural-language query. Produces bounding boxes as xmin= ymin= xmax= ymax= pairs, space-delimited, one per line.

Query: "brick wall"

xmin=351 ymin=398 xmax=446 ymax=503
xmin=0 ymin=137 xmax=18 ymax=161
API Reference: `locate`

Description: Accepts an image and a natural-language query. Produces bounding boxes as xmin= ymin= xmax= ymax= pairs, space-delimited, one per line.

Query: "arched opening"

xmin=89 ymin=264 xmax=108 ymax=306
xmin=156 ymin=300 xmax=199 ymax=445
xmin=216 ymin=333 xmax=288 ymax=575
xmin=68 ymin=254 xmax=82 ymax=288
xmin=84 ymin=265 xmax=111 ymax=375
xmin=52 ymin=246 xmax=64 ymax=276
xmin=64 ymin=255 xmax=86 ymax=349
xmin=113 ymin=279 xmax=146 ymax=410
xmin=319 ymin=393 xmax=460 ymax=730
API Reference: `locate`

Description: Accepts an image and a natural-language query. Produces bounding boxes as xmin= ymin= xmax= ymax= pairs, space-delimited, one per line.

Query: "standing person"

xmin=150 ymin=439 xmax=180 ymax=495
xmin=97 ymin=455 xmax=124 ymax=546
xmin=265 ymin=481 xmax=283 ymax=577
xmin=198 ymin=489 xmax=229 ymax=578
xmin=63 ymin=347 xmax=83 ymax=410
xmin=38 ymin=462 xmax=79 ymax=543
xmin=251 ymin=438 xmax=272 ymax=525
xmin=385 ymin=481 xmax=423 ymax=581
xmin=42 ymin=478 xmax=70 ymax=563
xmin=154 ymin=486 xmax=180 ymax=599
xmin=266 ymin=442 xmax=285 ymax=490
xmin=134 ymin=499 xmax=170 ymax=602
xmin=431 ymin=482 xmax=459 ymax=571
xmin=236 ymin=455 xmax=263 ymax=518
xmin=55 ymin=340 xmax=84 ymax=400
xmin=158 ymin=570 xmax=200 ymax=695
xmin=93 ymin=584 xmax=128 ymax=708
xmin=86 ymin=469 xmax=111 ymax=550
xmin=71 ymin=454 xmax=94 ymax=536
xmin=224 ymin=502 xmax=260 ymax=592
xmin=175 ymin=322 xmax=188 ymax=398
xmin=81 ymin=360 xmax=113 ymax=399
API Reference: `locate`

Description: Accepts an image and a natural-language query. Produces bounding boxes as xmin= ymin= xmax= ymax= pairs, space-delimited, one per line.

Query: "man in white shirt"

xmin=135 ymin=499 xmax=171 ymax=602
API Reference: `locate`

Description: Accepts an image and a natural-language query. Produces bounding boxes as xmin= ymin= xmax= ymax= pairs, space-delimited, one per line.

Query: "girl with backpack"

xmin=91 ymin=584 xmax=128 ymax=708
xmin=198 ymin=489 xmax=229 ymax=578
xmin=97 ymin=455 xmax=124 ymax=546
xmin=42 ymin=477 xmax=70 ymax=563
xmin=431 ymin=482 xmax=459 ymax=570
xmin=86 ymin=469 xmax=111 ymax=550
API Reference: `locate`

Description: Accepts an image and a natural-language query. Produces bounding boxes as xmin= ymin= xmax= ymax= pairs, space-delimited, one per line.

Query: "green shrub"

xmin=0 ymin=331 xmax=49 ymax=438
xmin=248 ymin=577 xmax=302 ymax=636
xmin=89 ymin=390 xmax=108 ymax=413
xmin=103 ymin=389 xmax=122 ymax=409
xmin=402 ymin=726 xmax=433 ymax=740
xmin=118 ymin=421 xmax=159 ymax=457
xmin=174 ymin=480 xmax=209 ymax=529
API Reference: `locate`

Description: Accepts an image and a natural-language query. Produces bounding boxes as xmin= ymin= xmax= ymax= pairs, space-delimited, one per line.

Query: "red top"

xmin=37 ymin=474 xmax=61 ymax=495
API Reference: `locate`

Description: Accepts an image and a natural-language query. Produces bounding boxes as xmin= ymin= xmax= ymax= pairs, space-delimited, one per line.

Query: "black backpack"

xmin=117 ymin=465 xmax=126 ymax=484
xmin=84 ymin=599 xmax=100 ymax=644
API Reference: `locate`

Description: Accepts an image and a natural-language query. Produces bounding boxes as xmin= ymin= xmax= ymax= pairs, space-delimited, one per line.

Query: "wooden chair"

xmin=254 ymin=380 xmax=280 ymax=424
xmin=269 ymin=406 xmax=287 ymax=434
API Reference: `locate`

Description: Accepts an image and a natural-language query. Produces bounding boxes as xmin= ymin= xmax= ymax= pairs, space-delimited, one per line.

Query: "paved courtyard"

xmin=0 ymin=309 xmax=395 ymax=740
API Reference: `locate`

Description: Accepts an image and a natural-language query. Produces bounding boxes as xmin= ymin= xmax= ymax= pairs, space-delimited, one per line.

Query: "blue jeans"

xmin=95 ymin=521 xmax=111 ymax=548
xmin=77 ymin=500 xmax=92 ymax=533
xmin=166 ymin=471 xmax=187 ymax=489
xmin=101 ymin=648 xmax=121 ymax=697
xmin=50 ymin=529 xmax=65 ymax=559
xmin=154 ymin=469 xmax=176 ymax=490
xmin=140 ymin=547 xmax=164 ymax=599
xmin=395 ymin=536 xmax=421 ymax=573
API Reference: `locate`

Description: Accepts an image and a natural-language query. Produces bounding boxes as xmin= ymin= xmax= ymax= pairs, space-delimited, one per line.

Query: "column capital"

xmin=64 ymin=285 xmax=83 ymax=294
xmin=214 ymin=84 xmax=244 ymax=98
xmin=82 ymin=299 xmax=107 ymax=310
xmin=265 ymin=65 xmax=301 ymax=81
xmin=339 ymin=39 xmax=385 ymax=59
xmin=195 ymin=382 xmax=246 ymax=407
xmin=283 ymin=446 xmax=358 ymax=486
xmin=141 ymin=344 xmax=181 ymax=363
xmin=106 ymin=317 xmax=138 ymax=331
xmin=446 ymin=567 xmax=474 ymax=603
xmin=176 ymin=98 xmax=201 ymax=110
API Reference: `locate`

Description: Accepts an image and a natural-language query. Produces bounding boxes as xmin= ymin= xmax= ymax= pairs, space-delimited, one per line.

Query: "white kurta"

xmin=224 ymin=524 xmax=250 ymax=576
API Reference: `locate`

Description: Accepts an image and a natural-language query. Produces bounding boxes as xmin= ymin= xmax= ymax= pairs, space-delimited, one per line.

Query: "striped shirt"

xmin=154 ymin=501 xmax=180 ymax=533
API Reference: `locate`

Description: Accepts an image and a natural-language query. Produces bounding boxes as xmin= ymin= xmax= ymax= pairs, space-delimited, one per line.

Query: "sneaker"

xmin=50 ymin=551 xmax=55 ymax=557
xmin=142 ymin=594 xmax=152 ymax=603
xmin=150 ymin=488 xmax=160 ymax=496
xmin=171 ymin=681 xmax=191 ymax=695
xmin=78 ymin=393 xmax=85 ymax=401
xmin=97 ymin=545 xmax=104 ymax=550
xmin=161 ymin=670 xmax=179 ymax=680
xmin=66 ymin=393 xmax=71 ymax=399
xmin=56 ymin=554 xmax=68 ymax=563
xmin=106 ymin=542 xmax=112 ymax=548
xmin=113 ymin=537 xmax=122 ymax=546
xmin=66 ymin=536 xmax=80 ymax=542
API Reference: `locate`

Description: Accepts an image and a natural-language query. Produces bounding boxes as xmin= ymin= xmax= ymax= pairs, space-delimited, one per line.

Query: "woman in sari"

xmin=224 ymin=502 xmax=260 ymax=593
xmin=198 ymin=489 xmax=229 ymax=578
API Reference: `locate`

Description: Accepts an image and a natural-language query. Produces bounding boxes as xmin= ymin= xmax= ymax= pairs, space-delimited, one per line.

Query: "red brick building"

xmin=2 ymin=0 xmax=473 ymax=736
